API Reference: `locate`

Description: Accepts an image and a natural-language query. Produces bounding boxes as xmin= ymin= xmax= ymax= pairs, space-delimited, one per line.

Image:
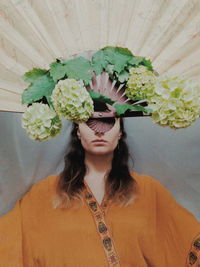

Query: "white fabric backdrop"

xmin=0 ymin=111 xmax=199 ymax=221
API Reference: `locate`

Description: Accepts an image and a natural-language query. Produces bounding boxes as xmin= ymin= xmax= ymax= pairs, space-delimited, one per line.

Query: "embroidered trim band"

xmin=83 ymin=182 xmax=121 ymax=266
xmin=186 ymin=233 xmax=200 ymax=266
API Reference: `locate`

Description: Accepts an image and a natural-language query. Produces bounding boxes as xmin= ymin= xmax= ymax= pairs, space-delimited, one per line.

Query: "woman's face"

xmin=77 ymin=118 xmax=122 ymax=155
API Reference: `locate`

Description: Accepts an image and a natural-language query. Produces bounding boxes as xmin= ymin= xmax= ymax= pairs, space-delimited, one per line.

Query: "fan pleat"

xmin=149 ymin=0 xmax=199 ymax=62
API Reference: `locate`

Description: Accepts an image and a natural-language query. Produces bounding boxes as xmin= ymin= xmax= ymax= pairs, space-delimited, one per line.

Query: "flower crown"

xmin=21 ymin=46 xmax=200 ymax=141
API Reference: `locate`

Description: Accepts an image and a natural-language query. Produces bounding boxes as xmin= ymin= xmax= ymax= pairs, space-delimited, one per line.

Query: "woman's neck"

xmin=84 ymin=152 xmax=113 ymax=176
xmin=84 ymin=153 xmax=113 ymax=204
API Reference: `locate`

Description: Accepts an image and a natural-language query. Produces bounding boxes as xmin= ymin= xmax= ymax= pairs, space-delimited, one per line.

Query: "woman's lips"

xmin=93 ymin=142 xmax=107 ymax=145
xmin=92 ymin=140 xmax=107 ymax=142
xmin=92 ymin=140 xmax=107 ymax=144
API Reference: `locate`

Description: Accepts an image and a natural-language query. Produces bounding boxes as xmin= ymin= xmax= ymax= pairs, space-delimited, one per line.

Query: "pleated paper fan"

xmin=0 ymin=0 xmax=200 ymax=113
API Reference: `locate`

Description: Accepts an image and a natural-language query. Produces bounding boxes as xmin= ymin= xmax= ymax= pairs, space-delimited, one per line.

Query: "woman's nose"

xmin=94 ymin=131 xmax=105 ymax=137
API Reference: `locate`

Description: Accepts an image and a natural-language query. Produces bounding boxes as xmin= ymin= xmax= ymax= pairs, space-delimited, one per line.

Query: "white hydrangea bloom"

xmin=51 ymin=78 xmax=94 ymax=123
xmin=21 ymin=103 xmax=62 ymax=141
xmin=147 ymin=75 xmax=200 ymax=129
xmin=125 ymin=65 xmax=156 ymax=100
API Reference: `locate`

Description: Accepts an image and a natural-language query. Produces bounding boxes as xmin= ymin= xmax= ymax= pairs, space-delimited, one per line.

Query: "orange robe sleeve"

xmin=0 ymin=177 xmax=49 ymax=267
xmin=146 ymin=175 xmax=200 ymax=267
xmin=0 ymin=199 xmax=23 ymax=267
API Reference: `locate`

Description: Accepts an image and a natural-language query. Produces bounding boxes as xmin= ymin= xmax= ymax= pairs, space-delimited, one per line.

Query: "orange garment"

xmin=0 ymin=171 xmax=200 ymax=267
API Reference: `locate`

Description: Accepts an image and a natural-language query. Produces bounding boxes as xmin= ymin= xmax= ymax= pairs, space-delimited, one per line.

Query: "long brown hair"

xmin=52 ymin=118 xmax=138 ymax=209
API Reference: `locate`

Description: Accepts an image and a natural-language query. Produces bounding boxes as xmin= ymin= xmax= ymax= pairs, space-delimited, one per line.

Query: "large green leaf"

xmin=128 ymin=56 xmax=154 ymax=72
xmin=22 ymin=69 xmax=56 ymax=106
xmin=49 ymin=56 xmax=92 ymax=85
xmin=91 ymin=50 xmax=108 ymax=75
xmin=22 ymin=68 xmax=48 ymax=83
xmin=61 ymin=56 xmax=92 ymax=85
xmin=114 ymin=103 xmax=152 ymax=115
xmin=128 ymin=56 xmax=144 ymax=66
xmin=101 ymin=46 xmax=133 ymax=74
xmin=102 ymin=46 xmax=133 ymax=57
xmin=49 ymin=61 xmax=67 ymax=82
xmin=91 ymin=46 xmax=135 ymax=76
xmin=88 ymin=90 xmax=116 ymax=105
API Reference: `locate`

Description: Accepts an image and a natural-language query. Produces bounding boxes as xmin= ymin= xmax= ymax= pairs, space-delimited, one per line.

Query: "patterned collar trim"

xmin=83 ymin=181 xmax=121 ymax=266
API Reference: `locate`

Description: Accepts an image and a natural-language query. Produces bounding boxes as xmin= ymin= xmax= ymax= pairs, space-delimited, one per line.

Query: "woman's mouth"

xmin=92 ymin=139 xmax=107 ymax=143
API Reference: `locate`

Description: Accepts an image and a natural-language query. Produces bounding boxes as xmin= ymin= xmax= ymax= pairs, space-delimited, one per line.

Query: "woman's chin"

xmin=88 ymin=148 xmax=113 ymax=155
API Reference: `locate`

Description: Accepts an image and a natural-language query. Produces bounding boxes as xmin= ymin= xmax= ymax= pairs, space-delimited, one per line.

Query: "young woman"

xmin=0 ymin=117 xmax=200 ymax=267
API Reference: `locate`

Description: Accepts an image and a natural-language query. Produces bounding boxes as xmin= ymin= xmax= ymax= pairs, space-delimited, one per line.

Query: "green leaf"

xmin=91 ymin=46 xmax=135 ymax=76
xmin=45 ymin=95 xmax=54 ymax=109
xmin=91 ymin=50 xmax=108 ymax=75
xmin=116 ymin=70 xmax=129 ymax=83
xmin=141 ymin=58 xmax=154 ymax=71
xmin=49 ymin=62 xmax=67 ymax=82
xmin=102 ymin=46 xmax=133 ymax=57
xmin=22 ymin=68 xmax=48 ymax=83
xmin=22 ymin=71 xmax=56 ymax=105
xmin=128 ymin=56 xmax=154 ymax=72
xmin=114 ymin=103 xmax=152 ymax=115
xmin=105 ymin=64 xmax=115 ymax=75
xmin=101 ymin=46 xmax=133 ymax=74
xmin=65 ymin=57 xmax=92 ymax=85
xmin=49 ymin=56 xmax=92 ymax=86
xmin=88 ymin=90 xmax=116 ymax=105
xmin=128 ymin=56 xmax=144 ymax=66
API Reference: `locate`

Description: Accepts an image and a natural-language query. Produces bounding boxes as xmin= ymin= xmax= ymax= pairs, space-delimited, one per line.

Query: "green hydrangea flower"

xmin=51 ymin=78 xmax=94 ymax=123
xmin=21 ymin=103 xmax=62 ymax=141
xmin=125 ymin=65 xmax=156 ymax=100
xmin=147 ymin=75 xmax=200 ymax=129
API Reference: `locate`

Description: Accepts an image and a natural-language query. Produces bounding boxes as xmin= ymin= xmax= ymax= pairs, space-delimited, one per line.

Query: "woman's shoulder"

xmin=20 ymin=174 xmax=59 ymax=204
xmin=130 ymin=171 xmax=179 ymax=203
xmin=130 ymin=171 xmax=160 ymax=185
xmin=28 ymin=173 xmax=57 ymax=190
xmin=130 ymin=171 xmax=166 ymax=194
